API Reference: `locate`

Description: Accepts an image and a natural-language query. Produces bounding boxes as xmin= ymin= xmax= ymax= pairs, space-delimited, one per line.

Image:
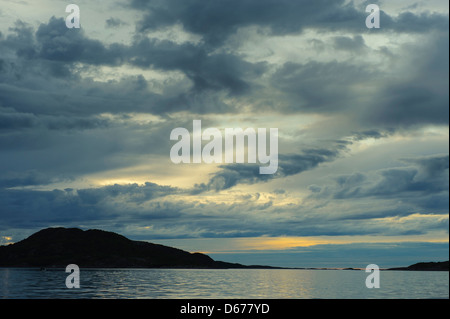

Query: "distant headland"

xmin=387 ymin=261 xmax=449 ymax=271
xmin=0 ymin=227 xmax=447 ymax=271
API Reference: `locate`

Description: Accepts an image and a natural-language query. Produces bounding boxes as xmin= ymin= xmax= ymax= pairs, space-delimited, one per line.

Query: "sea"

xmin=0 ymin=268 xmax=448 ymax=299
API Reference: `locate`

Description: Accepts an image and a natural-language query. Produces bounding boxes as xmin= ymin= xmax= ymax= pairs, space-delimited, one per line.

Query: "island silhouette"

xmin=0 ymin=227 xmax=277 ymax=269
xmin=0 ymin=227 xmax=448 ymax=271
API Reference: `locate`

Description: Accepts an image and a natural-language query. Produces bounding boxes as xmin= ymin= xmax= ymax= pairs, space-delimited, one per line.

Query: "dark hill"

xmin=388 ymin=261 xmax=449 ymax=271
xmin=0 ymin=227 xmax=260 ymax=269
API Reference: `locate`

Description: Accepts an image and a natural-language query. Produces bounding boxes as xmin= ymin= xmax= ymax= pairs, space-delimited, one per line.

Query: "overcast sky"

xmin=0 ymin=0 xmax=448 ymax=268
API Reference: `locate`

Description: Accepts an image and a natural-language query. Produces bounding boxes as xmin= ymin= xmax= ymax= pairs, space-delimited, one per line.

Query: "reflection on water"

xmin=0 ymin=268 xmax=448 ymax=299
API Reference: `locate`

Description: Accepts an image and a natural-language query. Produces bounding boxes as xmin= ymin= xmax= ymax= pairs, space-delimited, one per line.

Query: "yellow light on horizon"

xmin=154 ymin=233 xmax=449 ymax=254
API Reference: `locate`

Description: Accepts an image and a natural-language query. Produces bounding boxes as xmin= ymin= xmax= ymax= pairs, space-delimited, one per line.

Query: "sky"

xmin=0 ymin=0 xmax=448 ymax=268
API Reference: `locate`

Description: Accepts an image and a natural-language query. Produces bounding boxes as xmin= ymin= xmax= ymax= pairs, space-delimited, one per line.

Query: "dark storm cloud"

xmin=363 ymin=32 xmax=449 ymax=127
xmin=0 ymin=108 xmax=110 ymax=131
xmin=161 ymin=199 xmax=448 ymax=238
xmin=35 ymin=17 xmax=126 ymax=65
xmin=193 ymin=148 xmax=341 ymax=192
xmin=0 ymin=174 xmax=446 ymax=239
xmin=0 ymin=184 xmax=444 ymax=238
xmin=129 ymin=37 xmax=267 ymax=94
xmin=382 ymin=11 xmax=449 ymax=33
xmin=0 ymin=20 xmax=163 ymax=116
xmin=0 ymin=19 xmax=124 ymax=82
xmin=0 ymin=115 xmax=183 ymax=185
xmin=269 ymin=30 xmax=448 ymax=128
xmin=130 ymin=0 xmax=362 ymax=45
xmin=0 ymin=188 xmax=100 ymax=230
xmin=0 ymin=17 xmax=266 ymax=117
xmin=0 ymin=170 xmax=73 ymax=188
xmin=76 ymin=182 xmax=180 ymax=205
xmin=406 ymin=154 xmax=450 ymax=177
xmin=0 ymin=109 xmax=36 ymax=130
xmin=105 ymin=17 xmax=128 ymax=28
xmin=332 ymin=35 xmax=367 ymax=52
xmin=0 ymin=182 xmax=181 ymax=230
xmin=309 ymin=154 xmax=449 ymax=211
xmin=351 ymin=129 xmax=393 ymax=141
xmin=270 ymin=60 xmax=373 ymax=112
xmin=0 ymin=10 xmax=447 ymax=121
xmin=130 ymin=0 xmax=447 ymax=46
xmin=0 ymin=4 xmax=447 ymax=120
xmin=366 ymin=82 xmax=449 ymax=127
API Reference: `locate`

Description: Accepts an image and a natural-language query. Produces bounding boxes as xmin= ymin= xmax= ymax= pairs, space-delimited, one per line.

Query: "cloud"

xmin=382 ymin=11 xmax=449 ymax=33
xmin=0 ymin=107 xmax=110 ymax=131
xmin=363 ymin=31 xmax=449 ymax=127
xmin=406 ymin=154 xmax=450 ymax=178
xmin=0 ymin=20 xmax=162 ymax=117
xmin=0 ymin=108 xmax=36 ymax=130
xmin=0 ymin=17 xmax=268 ymax=118
xmin=0 ymin=182 xmax=181 ymax=230
xmin=270 ymin=60 xmax=374 ymax=112
xmin=76 ymin=182 xmax=181 ymax=205
xmin=129 ymin=37 xmax=267 ymax=94
xmin=266 ymin=30 xmax=449 ymax=131
xmin=193 ymin=147 xmax=341 ymax=192
xmin=350 ymin=129 xmax=393 ymax=141
xmin=105 ymin=17 xmax=128 ymax=28
xmin=0 ymin=114 xmax=182 ymax=184
xmin=0 ymin=170 xmax=73 ymax=188
xmin=132 ymin=0 xmax=361 ymax=45
xmin=332 ymin=35 xmax=367 ymax=52
xmin=0 ymin=175 xmax=447 ymax=240
xmin=35 ymin=17 xmax=126 ymax=66
xmin=309 ymin=154 xmax=449 ymax=211
xmin=1 ymin=11 xmax=447 ymax=124
xmin=130 ymin=0 xmax=448 ymax=47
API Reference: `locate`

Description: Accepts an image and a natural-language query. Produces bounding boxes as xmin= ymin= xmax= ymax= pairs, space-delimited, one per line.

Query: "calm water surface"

xmin=0 ymin=268 xmax=448 ymax=299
